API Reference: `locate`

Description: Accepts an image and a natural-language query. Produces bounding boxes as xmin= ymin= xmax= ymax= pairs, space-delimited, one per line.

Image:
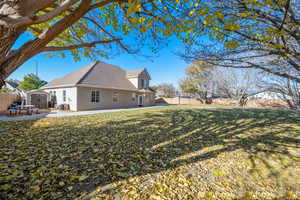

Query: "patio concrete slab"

xmin=0 ymin=105 xmax=169 ymax=122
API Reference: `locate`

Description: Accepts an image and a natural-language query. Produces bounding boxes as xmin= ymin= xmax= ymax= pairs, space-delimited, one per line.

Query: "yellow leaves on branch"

xmin=130 ymin=17 xmax=138 ymax=25
xmin=127 ymin=0 xmax=142 ymax=15
xmin=240 ymin=12 xmax=251 ymax=17
xmin=140 ymin=26 xmax=147 ymax=33
xmin=214 ymin=12 xmax=224 ymax=20
xmin=189 ymin=10 xmax=195 ymax=16
xmin=186 ymin=65 xmax=199 ymax=75
xmin=225 ymin=39 xmax=241 ymax=49
xmin=224 ymin=23 xmax=240 ymax=31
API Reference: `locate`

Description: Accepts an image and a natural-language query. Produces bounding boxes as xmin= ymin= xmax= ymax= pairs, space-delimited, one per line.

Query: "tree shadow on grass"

xmin=0 ymin=107 xmax=299 ymax=199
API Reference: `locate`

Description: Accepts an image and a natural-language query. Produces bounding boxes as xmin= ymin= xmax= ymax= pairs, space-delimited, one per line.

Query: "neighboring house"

xmin=4 ymin=81 xmax=25 ymax=95
xmin=4 ymin=81 xmax=19 ymax=92
xmin=3 ymin=80 xmax=26 ymax=98
xmin=41 ymin=61 xmax=155 ymax=111
xmin=250 ymin=91 xmax=280 ymax=99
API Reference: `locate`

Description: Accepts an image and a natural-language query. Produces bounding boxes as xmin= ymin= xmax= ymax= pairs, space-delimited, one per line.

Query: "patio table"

xmin=9 ymin=105 xmax=36 ymax=115
xmin=21 ymin=105 xmax=36 ymax=115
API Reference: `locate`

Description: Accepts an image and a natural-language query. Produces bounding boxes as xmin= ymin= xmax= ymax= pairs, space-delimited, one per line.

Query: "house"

xmin=41 ymin=61 xmax=155 ymax=111
xmin=250 ymin=90 xmax=280 ymax=99
xmin=3 ymin=80 xmax=26 ymax=97
xmin=4 ymin=80 xmax=19 ymax=92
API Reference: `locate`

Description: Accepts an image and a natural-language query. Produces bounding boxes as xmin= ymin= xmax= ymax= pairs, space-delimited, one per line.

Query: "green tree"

xmin=0 ymin=0 xmax=192 ymax=88
xmin=179 ymin=61 xmax=215 ymax=104
xmin=0 ymin=88 xmax=11 ymax=94
xmin=19 ymin=74 xmax=48 ymax=91
xmin=182 ymin=0 xmax=300 ymax=83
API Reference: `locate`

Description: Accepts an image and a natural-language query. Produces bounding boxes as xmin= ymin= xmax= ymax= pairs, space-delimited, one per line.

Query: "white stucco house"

xmin=41 ymin=61 xmax=155 ymax=111
xmin=250 ymin=90 xmax=280 ymax=99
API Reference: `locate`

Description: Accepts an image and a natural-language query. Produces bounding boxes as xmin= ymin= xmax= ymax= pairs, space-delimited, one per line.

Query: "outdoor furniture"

xmin=8 ymin=105 xmax=39 ymax=116
xmin=22 ymin=105 xmax=34 ymax=115
xmin=8 ymin=106 xmax=19 ymax=115
xmin=57 ymin=104 xmax=70 ymax=110
xmin=33 ymin=107 xmax=40 ymax=114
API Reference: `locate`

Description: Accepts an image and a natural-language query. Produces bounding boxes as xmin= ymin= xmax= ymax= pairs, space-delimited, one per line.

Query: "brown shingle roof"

xmin=42 ymin=61 xmax=97 ymax=88
xmin=127 ymin=68 xmax=151 ymax=80
xmin=78 ymin=62 xmax=137 ymax=90
xmin=42 ymin=61 xmax=141 ymax=91
xmin=126 ymin=68 xmax=145 ymax=78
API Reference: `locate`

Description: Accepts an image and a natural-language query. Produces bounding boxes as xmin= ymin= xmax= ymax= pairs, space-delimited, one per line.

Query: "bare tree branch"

xmin=81 ymin=16 xmax=130 ymax=52
xmin=42 ymin=39 xmax=122 ymax=52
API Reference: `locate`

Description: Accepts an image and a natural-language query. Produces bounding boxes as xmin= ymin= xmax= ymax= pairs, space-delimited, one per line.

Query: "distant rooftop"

xmin=5 ymin=81 xmax=19 ymax=88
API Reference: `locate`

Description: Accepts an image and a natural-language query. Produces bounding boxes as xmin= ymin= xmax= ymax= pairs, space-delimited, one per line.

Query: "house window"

xmin=141 ymin=79 xmax=145 ymax=89
xmin=140 ymin=79 xmax=148 ymax=89
xmin=132 ymin=93 xmax=136 ymax=101
xmin=63 ymin=90 xmax=66 ymax=102
xmin=91 ymin=91 xmax=100 ymax=103
xmin=113 ymin=92 xmax=118 ymax=102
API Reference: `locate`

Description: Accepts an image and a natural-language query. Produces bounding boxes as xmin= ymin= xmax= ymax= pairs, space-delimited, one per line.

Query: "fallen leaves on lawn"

xmin=0 ymin=105 xmax=299 ymax=199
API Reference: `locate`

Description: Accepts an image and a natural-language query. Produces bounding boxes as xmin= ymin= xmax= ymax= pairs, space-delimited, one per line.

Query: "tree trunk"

xmin=0 ymin=0 xmax=52 ymax=89
xmin=205 ymin=97 xmax=213 ymax=104
xmin=238 ymin=96 xmax=248 ymax=107
xmin=0 ymin=0 xmax=92 ymax=89
xmin=0 ymin=44 xmax=40 ymax=89
xmin=197 ymin=91 xmax=213 ymax=104
xmin=0 ymin=27 xmax=28 ymax=89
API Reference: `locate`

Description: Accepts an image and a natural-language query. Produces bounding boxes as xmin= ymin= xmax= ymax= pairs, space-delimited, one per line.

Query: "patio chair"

xmin=8 ymin=105 xmax=19 ymax=115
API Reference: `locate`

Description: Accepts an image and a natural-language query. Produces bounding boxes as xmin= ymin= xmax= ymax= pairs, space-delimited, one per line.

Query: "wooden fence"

xmin=156 ymin=97 xmax=202 ymax=105
xmin=0 ymin=93 xmax=20 ymax=111
xmin=156 ymin=97 xmax=287 ymax=109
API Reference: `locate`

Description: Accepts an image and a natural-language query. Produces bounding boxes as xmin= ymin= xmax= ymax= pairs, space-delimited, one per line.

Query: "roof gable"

xmin=42 ymin=62 xmax=97 ymax=88
xmin=126 ymin=68 xmax=151 ymax=80
xmin=78 ymin=62 xmax=136 ymax=90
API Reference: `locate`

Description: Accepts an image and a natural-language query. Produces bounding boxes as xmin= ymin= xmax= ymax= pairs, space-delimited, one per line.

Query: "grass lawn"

xmin=0 ymin=105 xmax=299 ymax=199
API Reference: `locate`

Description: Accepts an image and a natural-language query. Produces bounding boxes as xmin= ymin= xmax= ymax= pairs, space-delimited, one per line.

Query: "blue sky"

xmin=9 ymin=38 xmax=189 ymax=88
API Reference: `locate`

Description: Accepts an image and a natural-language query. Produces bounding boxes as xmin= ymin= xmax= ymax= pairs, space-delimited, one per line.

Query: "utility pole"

xmin=35 ymin=60 xmax=38 ymax=77
xmin=176 ymin=89 xmax=181 ymax=105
